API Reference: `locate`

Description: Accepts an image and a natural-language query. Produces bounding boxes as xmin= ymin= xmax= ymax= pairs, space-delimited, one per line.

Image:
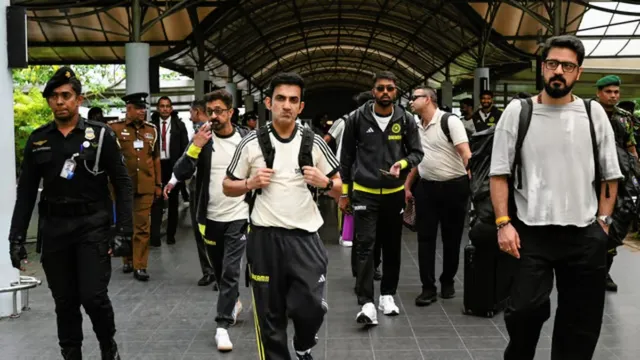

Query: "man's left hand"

xmin=389 ymin=162 xmax=402 ymax=178
xmin=302 ymin=166 xmax=329 ymax=188
xmin=155 ymin=186 xmax=162 ymax=198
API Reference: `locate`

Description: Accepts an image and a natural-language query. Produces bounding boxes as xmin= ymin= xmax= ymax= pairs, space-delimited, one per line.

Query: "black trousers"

xmin=204 ymin=219 xmax=247 ymax=328
xmin=350 ymin=229 xmax=382 ymax=278
xmin=39 ymin=209 xmax=115 ymax=350
xmin=189 ymin=181 xmax=214 ymax=276
xmin=150 ymin=159 xmax=180 ymax=244
xmin=504 ymin=221 xmax=607 ymax=360
xmin=248 ymin=226 xmax=328 ymax=360
xmin=415 ymin=176 xmax=470 ymax=291
xmin=352 ymin=190 xmax=404 ymax=305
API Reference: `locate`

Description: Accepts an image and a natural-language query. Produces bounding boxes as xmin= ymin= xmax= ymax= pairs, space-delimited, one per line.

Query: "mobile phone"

xmin=379 ymin=168 xmax=393 ymax=176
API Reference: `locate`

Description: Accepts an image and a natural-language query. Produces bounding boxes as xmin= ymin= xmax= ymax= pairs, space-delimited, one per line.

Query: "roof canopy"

xmin=18 ymin=0 xmax=638 ymax=97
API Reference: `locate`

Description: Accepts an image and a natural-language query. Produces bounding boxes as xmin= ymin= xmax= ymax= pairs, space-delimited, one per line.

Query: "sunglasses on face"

xmin=410 ymin=95 xmax=427 ymax=101
xmin=206 ymin=108 xmax=229 ymax=117
xmin=375 ymin=85 xmax=396 ymax=92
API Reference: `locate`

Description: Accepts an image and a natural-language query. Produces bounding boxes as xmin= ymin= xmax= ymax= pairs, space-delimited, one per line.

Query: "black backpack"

xmin=441 ymin=113 xmax=475 ymax=144
xmin=248 ymin=124 xmax=317 ymax=215
xmin=468 ymin=98 xmax=600 ymax=237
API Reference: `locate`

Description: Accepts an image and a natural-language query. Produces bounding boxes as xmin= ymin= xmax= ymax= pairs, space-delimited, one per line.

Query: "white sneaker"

xmin=356 ymin=302 xmax=378 ymax=326
xmin=215 ymin=328 xmax=233 ymax=352
xmin=339 ymin=236 xmax=353 ymax=247
xmin=378 ymin=295 xmax=400 ymax=316
xmin=231 ymin=300 xmax=242 ymax=325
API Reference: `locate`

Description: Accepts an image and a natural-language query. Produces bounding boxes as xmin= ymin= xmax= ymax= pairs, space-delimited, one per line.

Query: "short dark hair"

xmin=480 ymin=90 xmax=494 ymax=98
xmin=68 ymin=78 xmax=82 ymax=97
xmin=541 ymin=35 xmax=585 ymax=66
xmin=373 ymin=71 xmax=397 ymax=85
xmin=460 ymin=98 xmax=473 ymax=107
xmin=515 ymin=92 xmax=532 ymax=99
xmin=204 ymin=89 xmax=233 ymax=109
xmin=268 ymin=72 xmax=305 ymax=99
xmin=87 ymin=107 xmax=103 ymax=121
xmin=354 ymin=91 xmax=374 ymax=106
xmin=244 ymin=111 xmax=258 ymax=122
xmin=157 ymin=96 xmax=172 ymax=105
xmin=190 ymin=99 xmax=206 ymax=112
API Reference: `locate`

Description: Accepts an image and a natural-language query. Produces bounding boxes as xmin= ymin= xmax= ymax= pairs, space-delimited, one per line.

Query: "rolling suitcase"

xmin=463 ymin=223 xmax=515 ymax=318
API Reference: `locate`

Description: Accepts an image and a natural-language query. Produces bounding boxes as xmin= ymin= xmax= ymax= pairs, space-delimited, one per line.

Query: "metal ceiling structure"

xmin=15 ymin=0 xmax=638 ymax=99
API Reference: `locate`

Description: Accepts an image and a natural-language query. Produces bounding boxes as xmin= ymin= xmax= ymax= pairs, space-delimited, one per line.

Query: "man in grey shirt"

xmin=489 ymin=35 xmax=621 ymax=360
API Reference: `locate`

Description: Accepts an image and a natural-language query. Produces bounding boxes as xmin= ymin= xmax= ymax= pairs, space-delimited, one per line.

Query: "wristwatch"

xmin=597 ymin=215 xmax=613 ymax=226
xmin=322 ymin=178 xmax=334 ymax=192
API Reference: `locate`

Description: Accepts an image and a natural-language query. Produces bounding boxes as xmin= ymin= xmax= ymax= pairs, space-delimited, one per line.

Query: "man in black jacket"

xmin=150 ymin=96 xmax=189 ymax=245
xmin=472 ymin=90 xmax=502 ymax=132
xmin=171 ymin=90 xmax=251 ymax=352
xmin=340 ymin=71 xmax=424 ymax=326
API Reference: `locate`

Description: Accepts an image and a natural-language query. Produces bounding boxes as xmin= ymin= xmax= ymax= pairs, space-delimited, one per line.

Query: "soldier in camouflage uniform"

xmin=596 ymin=75 xmax=639 ymax=292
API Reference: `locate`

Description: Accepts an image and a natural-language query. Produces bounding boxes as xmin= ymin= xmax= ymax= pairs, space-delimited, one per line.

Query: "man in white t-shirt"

xmin=170 ymin=90 xmax=252 ymax=352
xmin=405 ymin=87 xmax=471 ymax=306
xmin=490 ymin=35 xmax=621 ymax=359
xmin=223 ymin=72 xmax=341 ymax=360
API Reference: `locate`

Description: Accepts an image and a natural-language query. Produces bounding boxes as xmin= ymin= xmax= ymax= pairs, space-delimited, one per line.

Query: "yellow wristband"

xmin=495 ymin=216 xmax=511 ymax=225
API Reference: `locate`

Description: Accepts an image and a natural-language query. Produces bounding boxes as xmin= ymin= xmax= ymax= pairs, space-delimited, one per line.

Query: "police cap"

xmin=122 ymin=92 xmax=149 ymax=108
xmin=42 ymin=66 xmax=79 ymax=98
xmin=596 ymin=75 xmax=621 ymax=89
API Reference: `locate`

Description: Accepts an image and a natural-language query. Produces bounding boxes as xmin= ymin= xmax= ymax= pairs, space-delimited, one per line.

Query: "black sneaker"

xmin=606 ymin=273 xmax=618 ymax=292
xmin=415 ymin=289 xmax=438 ymax=307
xmin=100 ymin=339 xmax=121 ymax=360
xmin=440 ymin=284 xmax=456 ymax=299
xmin=122 ymin=263 xmax=133 ymax=274
xmin=296 ymin=352 xmax=313 ymax=360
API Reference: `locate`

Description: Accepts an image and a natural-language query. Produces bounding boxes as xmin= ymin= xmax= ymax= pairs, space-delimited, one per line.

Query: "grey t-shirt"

xmin=489 ymin=97 xmax=622 ymax=227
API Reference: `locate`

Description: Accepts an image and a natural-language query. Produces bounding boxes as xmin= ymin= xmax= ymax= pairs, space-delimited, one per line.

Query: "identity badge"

xmin=133 ymin=140 xmax=144 ymax=149
xmin=60 ymin=159 xmax=77 ymax=180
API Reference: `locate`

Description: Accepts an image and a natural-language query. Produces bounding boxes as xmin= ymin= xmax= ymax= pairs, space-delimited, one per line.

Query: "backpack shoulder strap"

xmin=513 ymin=98 xmax=534 ymax=189
xmin=584 ymin=99 xmax=605 ymax=200
xmin=440 ymin=112 xmax=453 ymax=143
xmin=256 ymin=125 xmax=274 ymax=169
xmin=298 ymin=125 xmax=315 ymax=168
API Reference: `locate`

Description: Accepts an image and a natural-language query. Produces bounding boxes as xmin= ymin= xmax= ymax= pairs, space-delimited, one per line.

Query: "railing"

xmin=0 ymin=276 xmax=42 ymax=318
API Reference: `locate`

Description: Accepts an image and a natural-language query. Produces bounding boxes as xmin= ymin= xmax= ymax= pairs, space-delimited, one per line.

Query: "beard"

xmin=481 ymin=102 xmax=492 ymax=109
xmin=544 ymin=75 xmax=574 ymax=99
xmin=211 ymin=119 xmax=226 ymax=132
xmin=375 ymin=96 xmax=393 ymax=107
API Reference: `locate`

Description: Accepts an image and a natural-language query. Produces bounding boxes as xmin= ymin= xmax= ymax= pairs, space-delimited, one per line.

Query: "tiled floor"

xmin=2 ymin=198 xmax=640 ymax=360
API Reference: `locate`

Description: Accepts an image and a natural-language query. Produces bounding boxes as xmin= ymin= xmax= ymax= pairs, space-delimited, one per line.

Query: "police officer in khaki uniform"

xmin=108 ymin=92 xmax=161 ymax=281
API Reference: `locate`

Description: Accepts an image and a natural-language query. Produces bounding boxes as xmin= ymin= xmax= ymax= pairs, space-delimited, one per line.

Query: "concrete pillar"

xmin=441 ymin=80 xmax=453 ymax=109
xmin=125 ymin=43 xmax=150 ymax=96
xmin=244 ymin=94 xmax=255 ymax=112
xmin=225 ymin=83 xmax=238 ymax=108
xmin=194 ymin=70 xmax=209 ymax=100
xmin=258 ymin=102 xmax=268 ymax=127
xmin=474 ymin=67 xmax=490 ymax=110
xmin=0 ymin=0 xmax=21 ymax=317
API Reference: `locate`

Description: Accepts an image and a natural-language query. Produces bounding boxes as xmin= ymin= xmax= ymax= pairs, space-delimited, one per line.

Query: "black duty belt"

xmin=38 ymin=201 xmax=106 ymax=217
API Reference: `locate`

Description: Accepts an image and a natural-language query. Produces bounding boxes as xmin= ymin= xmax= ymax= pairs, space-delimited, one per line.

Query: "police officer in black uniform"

xmin=8 ymin=67 xmax=133 ymax=360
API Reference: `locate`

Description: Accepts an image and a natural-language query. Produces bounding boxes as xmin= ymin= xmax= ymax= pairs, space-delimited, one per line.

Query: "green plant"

xmin=13 ymin=87 xmax=51 ymax=170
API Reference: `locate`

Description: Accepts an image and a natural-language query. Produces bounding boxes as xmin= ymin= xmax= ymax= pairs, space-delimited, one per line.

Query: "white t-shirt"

xmin=227 ymin=124 xmax=340 ymax=232
xmin=372 ymin=105 xmax=393 ymax=131
xmin=207 ymin=130 xmax=249 ymax=222
xmin=490 ymin=97 xmax=622 ymax=227
xmin=417 ymin=109 xmax=469 ymax=181
xmin=327 ymin=111 xmax=355 ymax=161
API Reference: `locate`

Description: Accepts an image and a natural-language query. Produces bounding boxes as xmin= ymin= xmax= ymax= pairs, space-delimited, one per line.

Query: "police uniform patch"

xmin=33 ymin=140 xmax=48 ymax=146
xmin=391 ymin=123 xmax=401 ymax=134
xmin=85 ymin=128 xmax=95 ymax=140
xmin=144 ymin=133 xmax=154 ymax=140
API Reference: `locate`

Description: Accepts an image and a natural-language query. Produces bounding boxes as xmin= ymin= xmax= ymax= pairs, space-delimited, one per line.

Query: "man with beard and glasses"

xmin=171 ymin=90 xmax=251 ymax=352
xmin=595 ymin=75 xmax=639 ymax=293
xmin=164 ymin=100 xmax=218 ymax=288
xmin=224 ymin=72 xmax=341 ymax=360
xmin=9 ymin=67 xmax=133 ymax=359
xmin=490 ymin=35 xmax=621 ymax=360
xmin=340 ymin=71 xmax=424 ymax=326
xmin=109 ymin=92 xmax=162 ymax=282
xmin=472 ymin=90 xmax=502 ymax=132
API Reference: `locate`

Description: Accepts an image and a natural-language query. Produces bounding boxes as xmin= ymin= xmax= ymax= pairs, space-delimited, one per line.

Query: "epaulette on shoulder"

xmin=145 ymin=121 xmax=157 ymax=128
xmin=616 ymin=106 xmax=633 ymax=117
xmin=107 ymin=119 xmax=125 ymax=125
